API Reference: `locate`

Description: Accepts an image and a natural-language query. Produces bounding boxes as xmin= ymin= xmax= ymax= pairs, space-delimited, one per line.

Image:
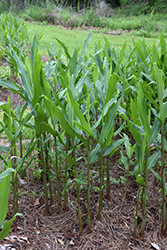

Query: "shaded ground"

xmin=0 ymin=61 xmax=167 ymax=249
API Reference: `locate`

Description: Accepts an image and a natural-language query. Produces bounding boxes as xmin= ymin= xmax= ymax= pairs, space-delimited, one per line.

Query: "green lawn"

xmin=27 ymin=22 xmax=161 ymax=56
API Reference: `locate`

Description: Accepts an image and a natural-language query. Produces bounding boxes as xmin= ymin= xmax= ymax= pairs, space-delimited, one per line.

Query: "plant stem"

xmin=12 ymin=145 xmax=18 ymax=216
xmin=19 ymin=128 xmax=23 ymax=159
xmin=141 ymin=155 xmax=149 ymax=239
xmin=124 ymin=158 xmax=130 ymax=200
xmin=64 ymin=134 xmax=69 ymax=212
xmin=134 ymin=185 xmax=141 ymax=240
xmin=141 ymin=172 xmax=146 ymax=210
xmin=37 ymin=133 xmax=42 ymax=170
xmin=97 ymin=147 xmax=104 ymax=220
xmin=54 ymin=136 xmax=61 ymax=215
xmin=153 ymin=160 xmax=158 ymax=186
xmin=106 ymin=156 xmax=110 ymax=201
xmin=87 ymin=137 xmax=91 ymax=232
xmin=74 ymin=142 xmax=83 ymax=235
xmin=40 ymin=135 xmax=50 ymax=216
xmin=46 ymin=134 xmax=53 ymax=205
xmin=161 ymin=122 xmax=166 ymax=236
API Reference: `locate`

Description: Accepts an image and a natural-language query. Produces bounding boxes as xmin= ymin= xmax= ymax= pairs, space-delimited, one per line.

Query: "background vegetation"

xmin=1 ymin=0 xmax=167 ymax=14
xmin=0 ymin=0 xmax=166 ymax=39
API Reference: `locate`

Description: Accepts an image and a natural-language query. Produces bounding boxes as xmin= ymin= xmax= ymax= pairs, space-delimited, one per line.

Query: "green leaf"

xmin=123 ymin=133 xmax=134 ymax=159
xmin=0 ymin=121 xmax=13 ymax=142
xmin=92 ymin=66 xmax=99 ymax=83
xmin=31 ymin=34 xmax=39 ymax=66
xmin=12 ymin=49 xmax=33 ymax=101
xmin=80 ymin=31 xmax=92 ymax=58
xmin=130 ymin=98 xmax=140 ymax=126
xmin=70 ymin=48 xmax=77 ymax=75
xmin=106 ymin=73 xmax=117 ymax=104
xmin=101 ymin=96 xmax=121 ymax=142
xmin=103 ymin=94 xmax=117 ymax=117
xmin=104 ymin=124 xmax=114 ymax=148
xmin=136 ymin=174 xmax=147 ymax=187
xmin=119 ymin=41 xmax=127 ymax=64
xmin=160 ymin=31 xmax=166 ymax=54
xmin=148 ymin=151 xmax=161 ymax=170
xmin=135 ymin=135 xmax=146 ymax=175
xmin=154 ymin=63 xmax=164 ymax=119
xmin=74 ymin=178 xmax=87 ymax=186
xmin=35 ymin=105 xmax=48 ymax=134
xmin=143 ymin=86 xmax=159 ymax=110
xmin=137 ymin=82 xmax=152 ymax=144
xmin=0 ymin=168 xmax=15 ymax=180
xmin=151 ymin=169 xmax=161 ymax=183
xmin=0 ymin=172 xmax=11 ymax=226
xmin=55 ymin=37 xmax=71 ymax=60
xmin=0 ymin=79 xmax=21 ymax=92
xmin=32 ymin=52 xmax=43 ymax=107
xmin=120 ymin=151 xmax=129 ymax=171
xmin=74 ymin=121 xmax=100 ymax=145
xmin=162 ymin=101 xmax=167 ymax=121
xmin=114 ymin=122 xmax=125 ymax=138
xmin=86 ymin=95 xmax=90 ymax=123
xmin=0 ymin=213 xmax=22 ymax=241
xmin=15 ymin=137 xmax=37 ymax=167
xmin=90 ymin=143 xmax=101 ymax=164
xmin=18 ymin=155 xmax=35 ymax=177
xmin=44 ymin=96 xmax=76 ymax=139
xmin=59 ymin=148 xmax=77 ymax=166
xmin=151 ymin=118 xmax=161 ymax=143
xmin=126 ymin=118 xmax=142 ymax=144
xmin=40 ymin=122 xmax=58 ymax=137
xmin=67 ymin=89 xmax=91 ymax=134
xmin=103 ymin=139 xmax=124 ymax=157
xmin=0 ymin=146 xmax=10 ymax=153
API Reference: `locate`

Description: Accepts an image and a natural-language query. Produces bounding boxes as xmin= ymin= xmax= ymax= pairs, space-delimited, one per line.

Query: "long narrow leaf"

xmin=103 ymin=139 xmax=124 ymax=157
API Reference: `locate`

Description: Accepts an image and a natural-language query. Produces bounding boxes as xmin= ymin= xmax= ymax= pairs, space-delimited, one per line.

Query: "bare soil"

xmin=0 ymin=61 xmax=167 ymax=249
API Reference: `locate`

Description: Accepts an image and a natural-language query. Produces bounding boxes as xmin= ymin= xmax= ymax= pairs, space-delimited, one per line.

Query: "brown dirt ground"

xmin=0 ymin=59 xmax=167 ymax=250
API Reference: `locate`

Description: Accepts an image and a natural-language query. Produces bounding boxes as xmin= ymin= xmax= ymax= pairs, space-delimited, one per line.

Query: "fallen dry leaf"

xmin=33 ymin=198 xmax=40 ymax=206
xmin=57 ymin=239 xmax=64 ymax=245
xmin=151 ymin=243 xmax=160 ymax=250
xmin=18 ymin=236 xmax=30 ymax=244
xmin=35 ymin=230 xmax=40 ymax=235
xmin=124 ymin=221 xmax=128 ymax=228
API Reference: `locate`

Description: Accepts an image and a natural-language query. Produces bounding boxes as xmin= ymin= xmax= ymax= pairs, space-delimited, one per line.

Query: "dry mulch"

xmin=0 ymin=138 xmax=166 ymax=250
xmin=1 ymin=166 xmax=167 ymax=250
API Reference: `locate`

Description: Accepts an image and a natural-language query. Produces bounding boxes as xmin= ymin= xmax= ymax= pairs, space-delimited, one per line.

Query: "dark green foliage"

xmin=120 ymin=0 xmax=167 ymax=15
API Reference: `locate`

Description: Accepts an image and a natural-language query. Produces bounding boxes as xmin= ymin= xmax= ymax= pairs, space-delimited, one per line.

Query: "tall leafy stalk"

xmin=153 ymin=62 xmax=167 ymax=236
xmin=161 ymin=121 xmax=166 ymax=235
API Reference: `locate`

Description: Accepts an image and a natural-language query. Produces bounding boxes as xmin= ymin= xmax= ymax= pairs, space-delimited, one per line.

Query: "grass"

xmin=27 ymin=22 xmax=161 ymax=56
